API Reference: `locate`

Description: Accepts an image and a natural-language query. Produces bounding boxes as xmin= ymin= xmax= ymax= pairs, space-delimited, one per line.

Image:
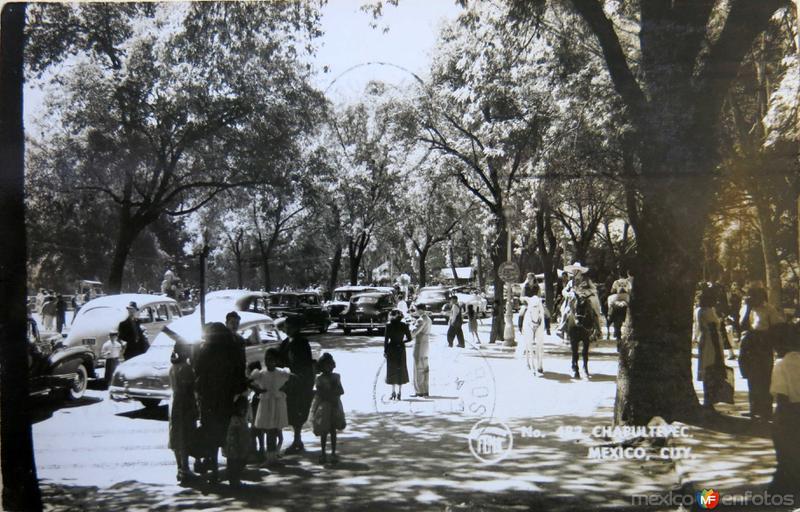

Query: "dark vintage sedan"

xmin=414 ymin=286 xmax=453 ymax=323
xmin=339 ymin=291 xmax=396 ymax=334
xmin=325 ymin=286 xmax=380 ymax=322
xmin=267 ymin=291 xmax=331 ymax=334
xmin=28 ymin=332 xmax=96 ymax=401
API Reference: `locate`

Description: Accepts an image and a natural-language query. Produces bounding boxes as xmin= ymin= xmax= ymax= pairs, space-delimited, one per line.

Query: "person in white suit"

xmin=521 ymin=287 xmax=546 ymax=376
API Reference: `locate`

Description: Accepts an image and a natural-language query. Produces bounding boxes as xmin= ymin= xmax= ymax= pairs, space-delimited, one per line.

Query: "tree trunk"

xmin=0 ymin=4 xmax=44 ymax=510
xmin=754 ymin=200 xmax=783 ymax=308
xmin=417 ymin=245 xmax=430 ymax=288
xmin=328 ymin=242 xmax=342 ymax=295
xmin=614 ymin=170 xmax=708 ymax=425
xmin=447 ymin=242 xmax=459 ymax=285
xmin=348 ymin=231 xmax=369 ymax=285
xmin=262 ymin=256 xmax=272 ymax=291
xmin=476 ymin=250 xmax=485 ymax=290
xmin=489 ymin=216 xmax=507 ymax=343
xmin=536 ymin=206 xmax=560 ymax=314
xmin=107 ymin=213 xmax=145 ymax=294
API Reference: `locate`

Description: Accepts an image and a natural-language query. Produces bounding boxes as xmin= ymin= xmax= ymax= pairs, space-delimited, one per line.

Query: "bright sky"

xmin=24 ymin=1 xmax=462 ymax=127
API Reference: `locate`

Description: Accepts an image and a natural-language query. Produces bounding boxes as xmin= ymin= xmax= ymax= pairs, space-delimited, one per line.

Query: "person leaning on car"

xmin=119 ymin=301 xmax=149 ymax=360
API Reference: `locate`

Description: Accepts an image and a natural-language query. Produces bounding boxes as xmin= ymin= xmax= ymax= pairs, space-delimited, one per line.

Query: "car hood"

xmin=114 ymin=346 xmax=172 ymax=380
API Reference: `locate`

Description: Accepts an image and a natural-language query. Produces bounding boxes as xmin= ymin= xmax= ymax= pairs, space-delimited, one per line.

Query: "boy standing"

xmin=101 ymin=330 xmax=124 ymax=386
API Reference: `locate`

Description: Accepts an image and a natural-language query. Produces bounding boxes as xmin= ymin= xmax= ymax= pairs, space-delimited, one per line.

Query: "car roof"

xmin=159 ymin=309 xmax=276 ymax=345
xmin=271 ymin=291 xmax=320 ymax=297
xmin=79 ymin=293 xmax=177 ymax=310
xmin=418 ymin=286 xmax=450 ymax=292
xmin=353 ymin=291 xmax=393 ymax=299
xmin=334 ymin=286 xmax=377 ymax=292
xmin=206 ymin=289 xmax=269 ymax=300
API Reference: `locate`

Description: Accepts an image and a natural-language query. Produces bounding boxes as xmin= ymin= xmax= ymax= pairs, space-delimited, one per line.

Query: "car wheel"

xmin=68 ymin=363 xmax=88 ymax=400
xmin=343 ymin=327 xmax=351 ymax=335
xmin=139 ymin=398 xmax=161 ymax=409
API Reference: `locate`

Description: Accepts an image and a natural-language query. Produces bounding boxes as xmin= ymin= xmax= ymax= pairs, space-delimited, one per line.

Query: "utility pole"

xmin=198 ymin=234 xmax=210 ymax=326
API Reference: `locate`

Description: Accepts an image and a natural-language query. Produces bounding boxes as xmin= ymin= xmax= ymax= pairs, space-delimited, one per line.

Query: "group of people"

xmin=32 ymin=289 xmax=68 ymax=334
xmin=167 ymin=313 xmax=346 ymax=487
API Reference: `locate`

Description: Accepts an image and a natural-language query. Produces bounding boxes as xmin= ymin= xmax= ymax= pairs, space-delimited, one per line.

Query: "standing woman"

xmin=739 ymin=285 xmax=784 ymax=421
xmin=692 ymin=287 xmax=727 ymax=412
xmin=384 ymin=310 xmax=412 ymax=400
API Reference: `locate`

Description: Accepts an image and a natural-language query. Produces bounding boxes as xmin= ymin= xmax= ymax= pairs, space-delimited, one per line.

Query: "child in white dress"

xmin=250 ymin=348 xmax=290 ymax=465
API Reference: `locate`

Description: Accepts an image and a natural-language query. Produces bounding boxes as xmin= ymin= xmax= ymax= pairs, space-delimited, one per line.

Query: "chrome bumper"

xmin=109 ymin=385 xmax=171 ymax=402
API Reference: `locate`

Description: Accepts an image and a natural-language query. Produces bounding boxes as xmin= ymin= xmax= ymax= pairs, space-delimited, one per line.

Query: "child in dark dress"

xmin=168 ymin=343 xmax=197 ymax=483
xmin=224 ymin=394 xmax=253 ymax=487
xmin=312 ymin=353 xmax=346 ymax=464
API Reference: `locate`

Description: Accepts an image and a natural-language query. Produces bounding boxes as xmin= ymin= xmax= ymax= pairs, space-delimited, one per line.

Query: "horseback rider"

xmin=562 ymin=262 xmax=603 ymax=379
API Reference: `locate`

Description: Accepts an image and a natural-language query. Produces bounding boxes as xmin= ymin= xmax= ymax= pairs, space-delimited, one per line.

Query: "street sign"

xmin=498 ymin=261 xmax=519 ymax=283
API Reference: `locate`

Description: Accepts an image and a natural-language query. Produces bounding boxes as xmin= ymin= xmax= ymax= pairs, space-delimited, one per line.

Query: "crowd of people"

xmin=166 ymin=314 xmax=346 ymax=487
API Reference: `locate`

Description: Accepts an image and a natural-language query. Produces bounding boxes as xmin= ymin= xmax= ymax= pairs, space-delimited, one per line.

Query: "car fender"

xmin=50 ymin=347 xmax=95 ymax=377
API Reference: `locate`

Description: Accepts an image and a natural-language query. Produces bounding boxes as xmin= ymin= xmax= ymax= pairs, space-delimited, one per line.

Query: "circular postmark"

xmin=371 ymin=338 xmax=496 ymax=420
xmin=468 ymin=418 xmax=514 ymax=464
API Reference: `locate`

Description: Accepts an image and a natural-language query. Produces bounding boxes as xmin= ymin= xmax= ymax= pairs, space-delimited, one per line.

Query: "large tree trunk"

xmin=417 ymin=245 xmax=430 ymax=288
xmin=328 ymin=242 xmax=342 ymax=295
xmin=107 ymin=212 xmax=145 ymax=294
xmin=754 ymin=200 xmax=783 ymax=308
xmin=615 ymin=161 xmax=709 ymax=425
xmin=0 ymin=4 xmax=43 ymax=510
xmin=536 ymin=205 xmax=560 ymax=314
xmin=348 ymin=231 xmax=369 ymax=285
xmin=489 ymin=217 xmax=507 ymax=343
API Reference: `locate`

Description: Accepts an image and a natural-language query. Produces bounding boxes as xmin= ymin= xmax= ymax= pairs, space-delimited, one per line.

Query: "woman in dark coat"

xmin=193 ymin=322 xmax=246 ymax=483
xmin=384 ymin=310 xmax=412 ymax=400
xmin=279 ymin=316 xmax=316 ymax=454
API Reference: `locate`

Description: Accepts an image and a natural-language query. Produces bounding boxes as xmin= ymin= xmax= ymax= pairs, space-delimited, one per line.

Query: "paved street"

xmin=31 ymin=317 xmax=780 ymax=511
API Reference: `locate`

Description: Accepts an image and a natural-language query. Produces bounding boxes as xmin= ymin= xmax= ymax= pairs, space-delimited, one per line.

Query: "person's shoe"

xmin=283 ymin=444 xmax=301 ymax=455
xmin=537 ymin=368 xmax=544 ymax=375
xmin=397 ymin=391 xmax=402 ymax=400
xmin=583 ymin=366 xmax=591 ymax=379
xmin=390 ymin=392 xmax=397 ymax=400
xmin=572 ymin=369 xmax=580 ymax=379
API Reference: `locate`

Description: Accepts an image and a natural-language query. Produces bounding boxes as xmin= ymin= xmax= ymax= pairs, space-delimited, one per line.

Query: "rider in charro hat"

xmin=561 ymin=263 xmax=603 ymax=379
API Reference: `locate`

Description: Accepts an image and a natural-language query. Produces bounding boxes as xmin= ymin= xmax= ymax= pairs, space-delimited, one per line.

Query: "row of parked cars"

xmin=27 ymin=284 xmax=489 ymax=407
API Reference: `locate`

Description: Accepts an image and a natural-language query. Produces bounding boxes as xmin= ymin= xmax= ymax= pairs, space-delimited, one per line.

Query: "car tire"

xmin=343 ymin=327 xmax=351 ymax=335
xmin=68 ymin=363 xmax=88 ymax=401
xmin=139 ymin=398 xmax=161 ymax=409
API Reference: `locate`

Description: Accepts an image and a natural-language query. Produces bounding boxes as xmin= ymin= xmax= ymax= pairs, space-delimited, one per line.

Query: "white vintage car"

xmin=62 ymin=294 xmax=182 ymax=367
xmin=203 ymin=289 xmax=271 ymax=314
xmin=109 ymin=307 xmax=321 ymax=408
xmin=449 ymin=286 xmax=488 ymax=317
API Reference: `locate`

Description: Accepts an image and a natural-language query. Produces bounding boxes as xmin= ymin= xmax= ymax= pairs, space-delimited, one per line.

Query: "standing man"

xmin=225 ymin=311 xmax=248 ymax=356
xmin=410 ymin=305 xmax=432 ymax=397
xmin=279 ymin=316 xmax=315 ymax=454
xmin=55 ymin=294 xmax=67 ymax=334
xmin=119 ymin=302 xmax=148 ymax=360
xmin=446 ymin=295 xmax=465 ymax=348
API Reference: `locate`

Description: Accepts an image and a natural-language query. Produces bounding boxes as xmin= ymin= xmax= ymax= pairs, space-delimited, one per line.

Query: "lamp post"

xmin=503 ymin=205 xmax=516 ymax=347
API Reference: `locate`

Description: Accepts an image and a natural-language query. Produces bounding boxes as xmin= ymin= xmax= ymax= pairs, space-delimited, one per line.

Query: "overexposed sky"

xmin=24 ymin=1 xmax=462 ymax=126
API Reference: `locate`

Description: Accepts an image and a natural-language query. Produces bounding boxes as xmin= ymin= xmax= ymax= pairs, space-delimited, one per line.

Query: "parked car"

xmin=28 ymin=331 xmax=96 ymax=401
xmin=267 ymin=291 xmax=331 ymax=334
xmin=414 ymin=286 xmax=454 ymax=323
xmin=450 ymin=286 xmax=488 ymax=317
xmin=61 ymin=294 xmax=182 ymax=368
xmin=204 ymin=289 xmax=270 ymax=314
xmin=109 ymin=309 xmax=290 ymax=408
xmin=339 ymin=291 xmax=396 ymax=334
xmin=325 ymin=286 xmax=380 ymax=322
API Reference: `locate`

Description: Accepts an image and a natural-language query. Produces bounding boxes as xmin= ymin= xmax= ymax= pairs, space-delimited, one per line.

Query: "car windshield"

xmin=418 ymin=290 xmax=447 ymax=300
xmin=356 ymin=296 xmax=379 ymax=304
xmin=270 ymin=295 xmax=297 ymax=307
xmin=334 ymin=290 xmax=364 ymax=301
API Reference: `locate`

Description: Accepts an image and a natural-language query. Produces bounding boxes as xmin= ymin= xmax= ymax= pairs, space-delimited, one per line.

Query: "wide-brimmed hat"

xmin=126 ymin=301 xmax=139 ymax=311
xmin=564 ymin=262 xmax=590 ymax=274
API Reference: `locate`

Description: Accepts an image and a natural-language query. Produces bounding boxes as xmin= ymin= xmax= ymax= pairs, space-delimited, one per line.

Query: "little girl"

xmin=312 ymin=353 xmax=346 ymax=464
xmin=250 ymin=348 xmax=291 ymax=465
xmin=168 ymin=342 xmax=197 ymax=483
xmin=467 ymin=305 xmax=480 ymax=345
xmin=247 ymin=361 xmax=266 ymax=461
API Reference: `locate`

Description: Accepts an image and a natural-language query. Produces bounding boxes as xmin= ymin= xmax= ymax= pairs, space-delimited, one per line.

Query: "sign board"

xmin=497 ymin=261 xmax=519 ymax=283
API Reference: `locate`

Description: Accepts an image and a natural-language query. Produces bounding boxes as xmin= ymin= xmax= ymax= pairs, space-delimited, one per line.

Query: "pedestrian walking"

xmin=410 ymin=305 xmax=432 ymax=397
xmin=278 ymin=317 xmax=315 ymax=455
xmin=446 ymin=296 xmax=465 ymax=348
xmin=769 ymin=324 xmax=800 ymax=494
xmin=119 ymin=302 xmax=149 ymax=360
xmin=224 ymin=394 xmax=253 ymax=486
xmin=41 ymin=294 xmax=56 ymax=331
xmin=521 ymin=287 xmax=546 ymax=376
xmin=193 ymin=322 xmax=247 ymax=484
xmin=396 ymin=293 xmax=409 ymax=316
xmin=739 ymin=285 xmax=785 ymax=421
xmin=312 ymin=353 xmax=346 ymax=464
xmin=467 ymin=304 xmax=480 ymax=345
xmin=100 ymin=331 xmax=123 ymax=386
xmin=55 ymin=294 xmax=67 ymax=333
xmin=606 ymin=287 xmax=629 ymax=342
xmin=168 ymin=341 xmax=197 ymax=484
xmin=692 ymin=287 xmax=730 ymax=412
xmin=251 ymin=348 xmax=291 ymax=466
xmin=562 ymin=262 xmax=602 ymax=379
xmin=384 ymin=309 xmax=412 ymax=400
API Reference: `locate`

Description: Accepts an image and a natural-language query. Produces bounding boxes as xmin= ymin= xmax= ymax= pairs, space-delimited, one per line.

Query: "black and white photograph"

xmin=1 ymin=0 xmax=799 ymax=510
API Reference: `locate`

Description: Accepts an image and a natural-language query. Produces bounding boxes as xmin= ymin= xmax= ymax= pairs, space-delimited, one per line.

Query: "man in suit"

xmin=119 ymin=302 xmax=148 ymax=360
xmin=410 ymin=305 xmax=432 ymax=397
